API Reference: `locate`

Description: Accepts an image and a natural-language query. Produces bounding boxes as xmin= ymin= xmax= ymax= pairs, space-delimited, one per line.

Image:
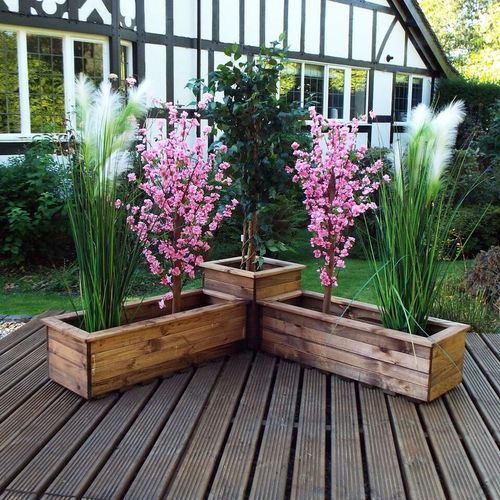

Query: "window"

xmin=0 ymin=31 xmax=21 ymax=133
xmin=328 ymin=68 xmax=344 ymax=119
xmin=279 ymin=62 xmax=368 ymax=122
xmin=0 ymin=26 xmax=108 ymax=137
xmin=350 ymin=69 xmax=368 ymax=120
xmin=303 ymin=64 xmax=324 ymax=110
xmin=393 ymin=73 xmax=425 ymax=122
xmin=27 ymin=35 xmax=65 ymax=132
xmin=280 ymin=62 xmax=301 ymax=105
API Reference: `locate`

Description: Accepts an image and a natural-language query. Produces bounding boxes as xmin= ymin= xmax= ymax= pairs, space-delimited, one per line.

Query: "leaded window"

xmin=350 ymin=69 xmax=368 ymax=119
xmin=303 ymin=64 xmax=324 ymax=110
xmin=411 ymin=77 xmax=423 ymax=109
xmin=328 ymin=68 xmax=344 ymax=119
xmin=280 ymin=62 xmax=301 ymax=105
xmin=0 ymin=31 xmax=21 ymax=133
xmin=74 ymin=40 xmax=104 ymax=85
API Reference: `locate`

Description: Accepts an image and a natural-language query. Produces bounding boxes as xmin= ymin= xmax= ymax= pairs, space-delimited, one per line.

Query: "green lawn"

xmin=0 ymin=232 xmax=470 ymax=316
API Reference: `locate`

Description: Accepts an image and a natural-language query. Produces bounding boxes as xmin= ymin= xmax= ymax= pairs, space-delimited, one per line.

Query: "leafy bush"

xmin=0 ymin=137 xmax=72 ymax=266
xmin=436 ymin=77 xmax=500 ymax=148
xmin=432 ymin=273 xmax=498 ymax=333
xmin=465 ymin=246 xmax=500 ymax=309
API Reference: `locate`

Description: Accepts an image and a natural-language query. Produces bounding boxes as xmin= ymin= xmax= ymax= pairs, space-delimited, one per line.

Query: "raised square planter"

xmin=200 ymin=257 xmax=305 ymax=348
xmin=42 ymin=289 xmax=246 ymax=399
xmin=259 ymin=290 xmax=470 ymax=402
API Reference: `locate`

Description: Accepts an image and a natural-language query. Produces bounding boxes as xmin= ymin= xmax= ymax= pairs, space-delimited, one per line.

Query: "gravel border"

xmin=0 ymin=315 xmax=33 ymax=339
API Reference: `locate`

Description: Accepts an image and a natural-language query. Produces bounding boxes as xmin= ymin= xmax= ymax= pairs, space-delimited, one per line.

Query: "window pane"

xmin=74 ymin=41 xmax=104 ymax=85
xmin=328 ymin=68 xmax=344 ymax=119
xmin=0 ymin=31 xmax=20 ymax=133
xmin=393 ymin=73 xmax=409 ymax=122
xmin=304 ymin=64 xmax=324 ymax=111
xmin=120 ymin=45 xmax=128 ymax=81
xmin=27 ymin=34 xmax=65 ymax=133
xmin=411 ymin=77 xmax=423 ymax=109
xmin=350 ymin=69 xmax=367 ymax=119
xmin=280 ymin=62 xmax=301 ymax=105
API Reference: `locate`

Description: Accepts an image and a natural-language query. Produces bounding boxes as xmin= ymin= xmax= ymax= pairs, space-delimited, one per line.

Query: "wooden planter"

xmin=259 ymin=290 xmax=470 ymax=402
xmin=200 ymin=257 xmax=305 ymax=348
xmin=42 ymin=289 xmax=246 ymax=399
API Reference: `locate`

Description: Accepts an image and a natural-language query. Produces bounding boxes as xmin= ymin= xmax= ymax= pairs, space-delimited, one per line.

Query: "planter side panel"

xmin=47 ymin=326 xmax=90 ymax=399
xmin=255 ymin=270 xmax=303 ymax=300
xmin=260 ymin=304 xmax=432 ymax=401
xmin=89 ymin=303 xmax=246 ymax=397
xmin=428 ymin=330 xmax=467 ymax=401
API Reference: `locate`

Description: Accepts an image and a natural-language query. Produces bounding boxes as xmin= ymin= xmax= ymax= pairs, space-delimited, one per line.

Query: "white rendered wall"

xmin=173 ymin=47 xmax=198 ymax=106
xmin=381 ymin=19 xmax=406 ymax=66
xmin=219 ymin=0 xmax=240 ymax=43
xmin=144 ymin=0 xmax=165 ymax=34
xmin=373 ymin=70 xmax=393 ymax=115
xmin=352 ymin=7 xmax=373 ymax=61
xmin=145 ymin=44 xmax=167 ymax=102
xmin=265 ymin=0 xmax=284 ymax=45
xmin=407 ymin=40 xmax=427 ymax=69
xmin=287 ymin=0 xmax=302 ymax=51
xmin=304 ymin=0 xmax=321 ymax=54
xmin=324 ymin=2 xmax=349 ymax=58
xmin=174 ymin=0 xmax=197 ymax=37
xmin=371 ymin=123 xmax=391 ymax=148
xmin=244 ymin=0 xmax=260 ymax=46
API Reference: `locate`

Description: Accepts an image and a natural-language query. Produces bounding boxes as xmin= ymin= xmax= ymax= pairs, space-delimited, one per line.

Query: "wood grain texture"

xmin=43 ymin=290 xmax=246 ymax=399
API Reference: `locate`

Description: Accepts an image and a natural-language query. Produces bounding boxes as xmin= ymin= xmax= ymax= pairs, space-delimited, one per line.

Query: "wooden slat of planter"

xmin=256 ymin=271 xmax=302 ymax=289
xmin=462 ymin=352 xmax=500 ymax=443
xmin=249 ymin=361 xmax=301 ymax=500
xmin=359 ymin=387 xmax=406 ymax=499
xmin=4 ymin=394 xmax=118 ymax=497
xmin=0 ymin=345 xmax=46 ymax=397
xmin=48 ymin=347 xmax=88 ymax=399
xmin=445 ymin=385 xmax=500 ymax=499
xmin=0 ymin=382 xmax=65 ymax=451
xmin=387 ymin=397 xmax=446 ymax=499
xmin=203 ymin=268 xmax=255 ymax=289
xmin=204 ymin=278 xmax=254 ymax=300
xmin=482 ymin=333 xmax=500 ymax=356
xmin=0 ymin=328 xmax=46 ymax=374
xmin=331 ymin=378 xmax=365 ymax=500
xmin=167 ymin=352 xmax=254 ymax=498
xmin=124 ymin=361 xmax=223 ymax=500
xmin=0 ymin=311 xmax=63 ymax=356
xmin=262 ymin=329 xmax=429 ymax=401
xmin=43 ymin=383 xmax=157 ymax=498
xmin=262 ymin=315 xmax=430 ymax=372
xmin=262 ymin=306 xmax=431 ymax=358
xmin=419 ymin=398 xmax=486 ymax=500
xmin=256 ymin=280 xmax=303 ymax=300
xmin=83 ymin=371 xmax=192 ymax=500
xmin=0 ymin=362 xmax=48 ymax=421
xmin=290 ymin=369 xmax=326 ymax=500
xmin=428 ymin=328 xmax=467 ymax=401
xmin=208 ymin=353 xmax=276 ymax=499
xmin=466 ymin=333 xmax=500 ymax=394
xmin=0 ymin=391 xmax=82 ymax=491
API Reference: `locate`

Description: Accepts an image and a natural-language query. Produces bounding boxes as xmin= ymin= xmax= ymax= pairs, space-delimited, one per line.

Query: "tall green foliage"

xmin=66 ymin=75 xmax=149 ymax=333
xmin=189 ymin=38 xmax=308 ymax=270
xmin=363 ymin=102 xmax=479 ymax=336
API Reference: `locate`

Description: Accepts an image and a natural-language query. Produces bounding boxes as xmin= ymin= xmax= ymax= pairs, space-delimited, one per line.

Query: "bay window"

xmin=0 ymin=26 xmax=109 ymax=138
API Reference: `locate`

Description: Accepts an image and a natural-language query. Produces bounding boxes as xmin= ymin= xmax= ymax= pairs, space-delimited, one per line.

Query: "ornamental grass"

xmin=364 ymin=102 xmax=477 ymax=336
xmin=67 ymin=75 xmax=149 ymax=333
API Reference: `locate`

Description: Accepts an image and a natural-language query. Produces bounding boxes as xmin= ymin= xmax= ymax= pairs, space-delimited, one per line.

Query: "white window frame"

xmin=0 ymin=24 xmax=109 ymax=141
xmin=280 ymin=59 xmax=369 ymax=124
xmin=393 ymin=73 xmax=429 ymax=125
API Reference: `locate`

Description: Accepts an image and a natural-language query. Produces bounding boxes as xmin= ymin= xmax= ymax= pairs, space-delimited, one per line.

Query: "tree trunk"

xmin=172 ymin=272 xmax=182 ymax=314
xmin=241 ymin=211 xmax=257 ymax=272
xmin=322 ymin=247 xmax=336 ymax=314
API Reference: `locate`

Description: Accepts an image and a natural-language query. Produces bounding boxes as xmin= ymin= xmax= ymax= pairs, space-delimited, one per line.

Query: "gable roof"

xmin=391 ymin=0 xmax=457 ymax=77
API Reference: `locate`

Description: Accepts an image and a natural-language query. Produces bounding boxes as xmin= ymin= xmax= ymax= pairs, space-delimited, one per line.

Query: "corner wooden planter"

xmin=200 ymin=257 xmax=305 ymax=348
xmin=259 ymin=290 xmax=470 ymax=402
xmin=42 ymin=289 xmax=246 ymax=399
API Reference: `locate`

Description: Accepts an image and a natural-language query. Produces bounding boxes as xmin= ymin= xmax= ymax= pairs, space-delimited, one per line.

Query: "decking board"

xmin=0 ymin=318 xmax=497 ymax=500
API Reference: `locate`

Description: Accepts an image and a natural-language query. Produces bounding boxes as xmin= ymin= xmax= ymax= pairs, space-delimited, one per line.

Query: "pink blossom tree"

xmin=288 ymin=107 xmax=386 ymax=313
xmin=128 ymin=97 xmax=238 ymax=313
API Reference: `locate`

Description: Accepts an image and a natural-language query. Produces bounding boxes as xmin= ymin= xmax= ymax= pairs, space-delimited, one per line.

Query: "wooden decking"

xmin=0 ymin=313 xmax=499 ymax=500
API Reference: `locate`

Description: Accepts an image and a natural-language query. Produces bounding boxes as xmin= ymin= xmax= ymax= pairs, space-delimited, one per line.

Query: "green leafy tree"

xmin=190 ymin=38 xmax=308 ymax=271
xmin=419 ymin=0 xmax=499 ymax=82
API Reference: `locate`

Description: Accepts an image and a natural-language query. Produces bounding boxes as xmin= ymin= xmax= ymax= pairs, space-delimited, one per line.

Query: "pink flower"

xmin=108 ymin=73 xmax=118 ymax=81
xmin=369 ymin=110 xmax=377 ymax=120
xmin=126 ymin=76 xmax=137 ymax=87
xmin=128 ymin=173 xmax=137 ymax=182
xmin=115 ymin=199 xmax=122 ymax=209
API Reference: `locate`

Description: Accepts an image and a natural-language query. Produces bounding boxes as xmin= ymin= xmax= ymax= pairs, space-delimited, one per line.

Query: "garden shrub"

xmin=465 ymin=246 xmax=500 ymax=309
xmin=0 ymin=137 xmax=72 ymax=266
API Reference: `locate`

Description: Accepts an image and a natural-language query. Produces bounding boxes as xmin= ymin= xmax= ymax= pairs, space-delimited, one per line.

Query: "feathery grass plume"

xmin=68 ymin=74 xmax=149 ymax=333
xmin=362 ymin=101 xmax=477 ymax=336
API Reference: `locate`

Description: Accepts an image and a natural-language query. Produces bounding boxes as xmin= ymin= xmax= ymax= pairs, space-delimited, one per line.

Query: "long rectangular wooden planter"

xmin=42 ymin=289 xmax=247 ymax=399
xmin=259 ymin=290 xmax=470 ymax=402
